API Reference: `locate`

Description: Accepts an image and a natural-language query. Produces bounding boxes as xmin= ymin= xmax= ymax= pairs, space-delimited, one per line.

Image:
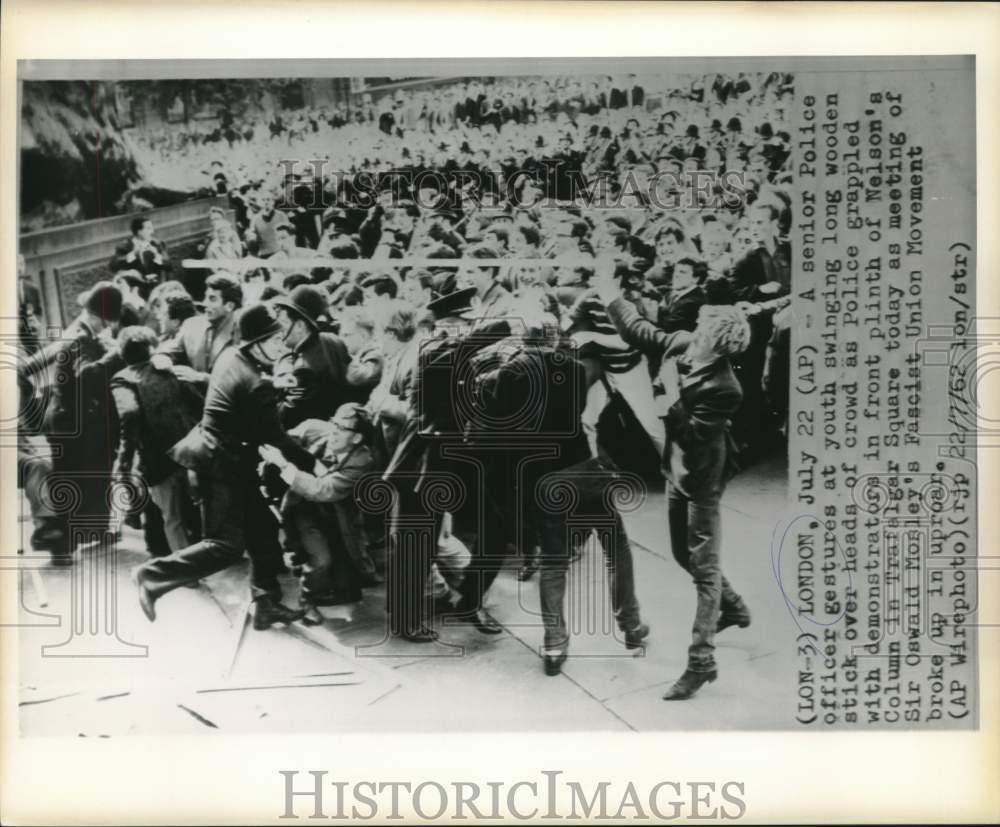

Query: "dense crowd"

xmin=19 ymin=72 xmax=793 ymax=699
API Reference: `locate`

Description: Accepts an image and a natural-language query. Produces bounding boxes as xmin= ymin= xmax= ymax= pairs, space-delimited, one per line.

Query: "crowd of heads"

xmin=99 ymin=72 xmax=797 ymax=458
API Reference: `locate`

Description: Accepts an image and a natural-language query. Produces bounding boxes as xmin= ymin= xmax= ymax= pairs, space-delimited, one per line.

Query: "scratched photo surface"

xmin=11 ymin=56 xmax=976 ymax=734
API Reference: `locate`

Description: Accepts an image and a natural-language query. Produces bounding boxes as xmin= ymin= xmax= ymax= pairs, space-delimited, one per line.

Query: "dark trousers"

xmin=533 ymin=461 xmax=641 ymax=654
xmin=139 ymin=470 xmax=283 ymax=600
xmin=455 ymin=483 xmax=508 ymax=611
xmin=283 ymin=501 xmax=360 ymax=603
xmin=47 ymin=435 xmax=115 ymax=541
xmin=667 ymin=479 xmax=744 ymax=673
xmin=386 ymin=481 xmax=435 ymax=634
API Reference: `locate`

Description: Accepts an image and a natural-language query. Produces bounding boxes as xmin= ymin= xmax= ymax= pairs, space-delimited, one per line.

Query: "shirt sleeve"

xmin=607 ymin=296 xmax=690 ymax=360
xmin=278 ymin=455 xmax=367 ymax=503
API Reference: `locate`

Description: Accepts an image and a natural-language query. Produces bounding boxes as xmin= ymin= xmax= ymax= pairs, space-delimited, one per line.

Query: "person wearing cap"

xmin=153 ymin=273 xmax=242 ymax=390
xmin=382 ymin=283 xmax=505 ymax=641
xmin=109 ymin=216 xmax=171 ymax=300
xmin=260 ymin=403 xmax=379 ymax=617
xmin=271 ymin=285 xmax=352 ymax=429
xmin=19 ymin=281 xmax=125 ymax=563
xmin=133 ymin=302 xmax=316 ymax=629
xmin=110 ymin=326 xmax=204 ymax=554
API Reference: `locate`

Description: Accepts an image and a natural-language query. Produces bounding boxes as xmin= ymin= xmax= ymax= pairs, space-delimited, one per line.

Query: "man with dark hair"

xmin=269 ymin=223 xmax=303 ymax=261
xmin=271 ymin=285 xmax=353 ymax=428
xmin=459 ymin=244 xmax=513 ymax=336
xmin=109 ymin=216 xmax=170 ymax=299
xmin=19 ymin=282 xmax=125 ymax=563
xmin=281 ymin=272 xmax=312 ymax=293
xmin=157 ymin=293 xmax=197 ymax=340
xmin=110 ymin=327 xmax=203 ymax=553
xmin=656 ymin=257 xmax=708 ymax=333
xmin=153 ymin=273 xmax=242 ymax=388
xmin=134 ymin=303 xmax=316 ymax=628
xmin=645 ymin=223 xmax=686 ymax=292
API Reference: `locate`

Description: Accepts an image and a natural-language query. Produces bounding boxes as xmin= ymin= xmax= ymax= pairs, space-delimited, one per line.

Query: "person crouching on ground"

xmin=259 ymin=403 xmax=378 ymax=625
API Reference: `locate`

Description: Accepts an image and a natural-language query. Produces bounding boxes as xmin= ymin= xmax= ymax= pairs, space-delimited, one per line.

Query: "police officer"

xmin=382 ymin=286 xmax=505 ymax=641
xmin=133 ymin=303 xmax=316 ymax=629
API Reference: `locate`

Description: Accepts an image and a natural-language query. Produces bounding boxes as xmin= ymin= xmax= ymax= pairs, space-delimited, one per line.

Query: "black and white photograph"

xmin=14 ymin=60 xmax=800 ymax=733
xmin=1 ymin=3 xmax=997 ymax=825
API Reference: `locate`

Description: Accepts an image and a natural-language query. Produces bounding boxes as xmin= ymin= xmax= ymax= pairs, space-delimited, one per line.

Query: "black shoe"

xmin=132 ymin=568 xmax=157 ymax=622
xmin=624 ymin=622 xmax=650 ymax=650
xmin=455 ymin=607 xmax=503 ymax=635
xmin=717 ymin=606 xmax=751 ymax=633
xmin=399 ymin=625 xmax=439 ymax=643
xmin=31 ymin=524 xmax=65 ymax=551
xmin=662 ymin=668 xmax=717 ymax=700
xmin=543 ymin=649 xmax=567 ymax=676
xmin=300 ymin=606 xmax=325 ymax=626
xmin=49 ymin=548 xmax=74 ymax=567
xmin=308 ymin=588 xmax=362 ymax=607
xmin=252 ymin=597 xmax=305 ymax=630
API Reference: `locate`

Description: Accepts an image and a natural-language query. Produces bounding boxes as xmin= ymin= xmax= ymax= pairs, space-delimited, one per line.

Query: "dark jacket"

xmin=607 ymin=298 xmax=741 ymax=498
xmin=657 ymin=284 xmax=706 ymax=333
xmin=109 ymin=237 xmax=170 ymax=295
xmin=110 ymin=361 xmax=204 ymax=485
xmin=382 ymin=327 xmax=500 ymax=492
xmin=278 ymin=331 xmax=352 ymax=429
xmin=281 ymin=424 xmax=378 ymax=575
xmin=731 ymin=242 xmax=791 ymax=301
xmin=169 ymin=348 xmax=314 ymax=478
xmin=20 ymin=316 xmax=107 ymax=437
xmin=477 ymin=344 xmax=591 ymax=489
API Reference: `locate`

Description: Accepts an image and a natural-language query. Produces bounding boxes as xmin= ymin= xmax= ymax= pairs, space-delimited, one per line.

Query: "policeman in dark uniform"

xmin=271 ymin=285 xmax=353 ymax=429
xmin=133 ymin=303 xmax=316 ymax=629
xmin=382 ymin=286 xmax=506 ymax=641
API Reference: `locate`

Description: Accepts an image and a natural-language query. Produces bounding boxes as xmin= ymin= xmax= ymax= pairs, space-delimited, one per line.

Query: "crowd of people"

xmin=18 ymin=72 xmax=793 ymax=700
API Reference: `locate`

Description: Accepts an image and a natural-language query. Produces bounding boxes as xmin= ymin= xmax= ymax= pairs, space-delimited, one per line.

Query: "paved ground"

xmin=14 ymin=452 xmax=796 ymax=735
